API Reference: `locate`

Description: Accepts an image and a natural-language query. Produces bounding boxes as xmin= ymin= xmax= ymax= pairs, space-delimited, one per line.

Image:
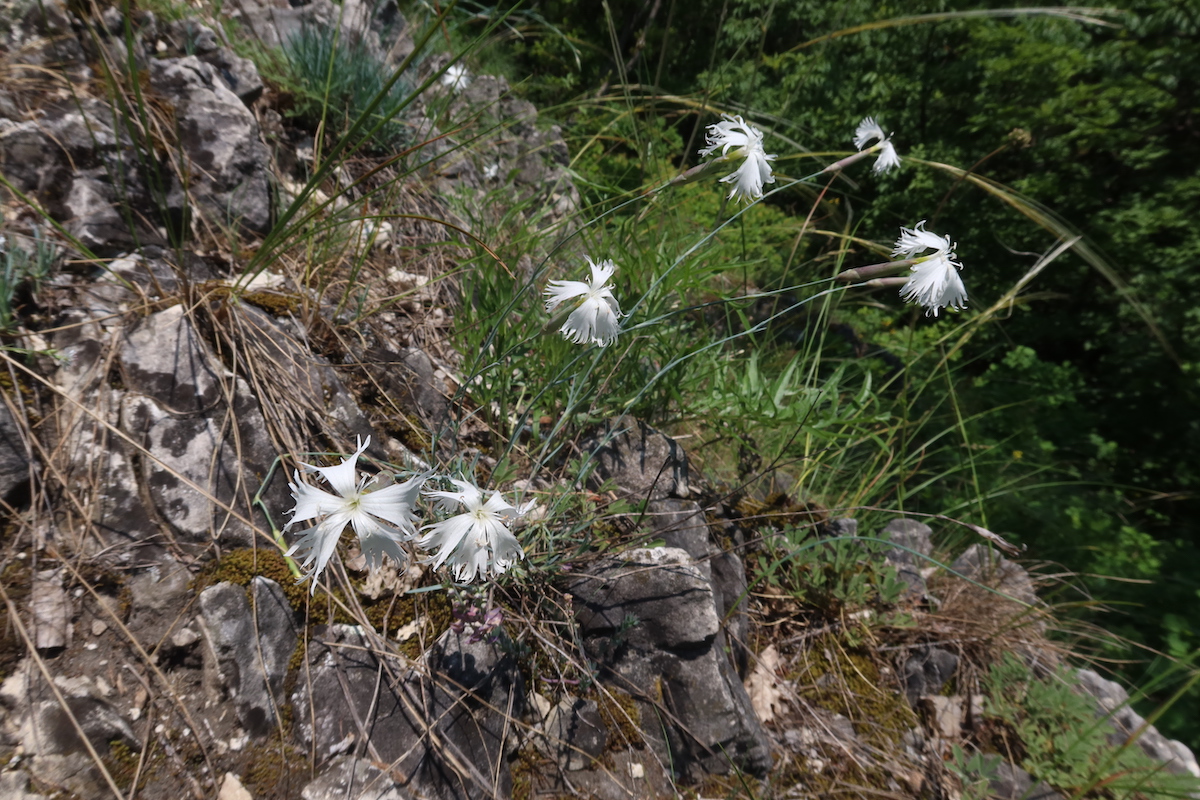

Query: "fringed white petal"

xmin=891 ymin=221 xmax=968 ymax=316
xmin=854 ymin=116 xmax=887 ymax=150
xmin=419 ymin=480 xmax=526 ymax=584
xmin=358 ymin=528 xmax=409 ymax=572
xmin=300 ymin=436 xmax=370 ymax=497
xmin=873 ymin=140 xmax=901 ymax=174
xmin=699 ymin=114 xmax=777 ymax=203
xmin=545 ymin=257 xmax=623 ymax=346
xmin=900 ymin=254 xmax=969 ymax=317
xmin=284 ymin=435 xmax=422 ymax=590
xmin=543 ymin=279 xmax=591 ymax=312
xmin=720 ymin=148 xmax=777 ymax=203
xmin=892 ymin=221 xmax=954 ymax=260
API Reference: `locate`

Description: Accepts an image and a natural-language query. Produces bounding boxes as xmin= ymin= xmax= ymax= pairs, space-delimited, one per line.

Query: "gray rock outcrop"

xmin=118 ymin=304 xmax=285 ymax=549
xmin=567 ymin=546 xmax=772 ymax=781
xmin=582 ymin=416 xmax=690 ymax=501
xmin=0 ymin=391 xmax=35 ymax=501
xmin=1076 ymin=668 xmax=1200 ymax=777
xmin=198 ymin=578 xmax=299 ymax=737
xmin=883 ymin=518 xmax=934 ymax=596
xmin=149 ymin=56 xmax=271 ymax=235
xmin=301 ymin=756 xmax=414 ymax=800
xmin=293 ymin=624 xmax=523 ymax=800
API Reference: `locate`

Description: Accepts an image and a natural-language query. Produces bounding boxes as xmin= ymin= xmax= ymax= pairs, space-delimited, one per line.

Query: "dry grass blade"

xmin=915 ymin=157 xmax=1181 ymax=366
xmin=789 ymin=7 xmax=1121 ymax=52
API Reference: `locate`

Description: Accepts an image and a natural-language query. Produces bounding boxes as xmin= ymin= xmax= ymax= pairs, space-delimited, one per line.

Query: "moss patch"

xmin=511 ymin=747 xmax=560 ymax=800
xmin=104 ymin=739 xmax=145 ymax=791
xmin=194 ymin=548 xmax=453 ymax=647
xmin=590 ymin=686 xmax=644 ymax=751
xmin=193 ymin=548 xmax=307 ymax=610
xmin=241 ymin=290 xmax=303 ymax=317
xmin=238 ymin=741 xmax=311 ymax=800
xmin=795 ymin=634 xmax=916 ymax=750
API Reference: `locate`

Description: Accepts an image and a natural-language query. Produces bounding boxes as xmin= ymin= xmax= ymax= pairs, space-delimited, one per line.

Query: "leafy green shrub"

xmin=759 ymin=532 xmax=908 ymax=615
xmin=278 ymin=25 xmax=412 ymax=153
xmin=945 ymin=744 xmax=1001 ymax=800
xmin=983 ymin=655 xmax=1200 ymax=798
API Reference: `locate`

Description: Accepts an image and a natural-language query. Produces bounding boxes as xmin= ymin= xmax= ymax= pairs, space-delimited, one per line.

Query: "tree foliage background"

xmin=491 ymin=0 xmax=1200 ymax=744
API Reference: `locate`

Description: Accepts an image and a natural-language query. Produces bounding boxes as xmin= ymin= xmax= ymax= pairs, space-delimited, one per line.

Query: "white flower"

xmin=284 ymin=436 xmax=424 ymax=593
xmin=698 ymin=114 xmax=777 ymax=203
xmin=440 ymin=63 xmax=471 ymax=91
xmin=419 ymin=479 xmax=525 ymax=584
xmin=543 ymin=256 xmax=623 ymax=347
xmin=892 ymin=221 xmax=968 ymax=316
xmin=853 ymin=117 xmax=900 ymax=174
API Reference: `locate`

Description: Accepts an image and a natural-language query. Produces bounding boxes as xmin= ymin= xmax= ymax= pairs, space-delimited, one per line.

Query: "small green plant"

xmin=765 ymin=533 xmax=908 ymax=614
xmin=278 ymin=25 xmax=413 ymax=153
xmin=983 ymin=654 xmax=1200 ymax=798
xmin=945 ymin=744 xmax=1001 ymax=800
xmin=0 ymin=228 xmax=54 ymax=333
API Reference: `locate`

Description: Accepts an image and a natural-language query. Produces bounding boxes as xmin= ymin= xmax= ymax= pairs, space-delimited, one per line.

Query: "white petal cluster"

xmin=853 ymin=117 xmax=901 ymax=174
xmin=440 ymin=63 xmax=471 ymax=91
xmin=543 ymin=256 xmax=623 ymax=347
xmin=892 ymin=221 xmax=968 ymax=317
xmin=698 ymin=114 xmax=777 ymax=203
xmin=419 ymin=479 xmax=525 ymax=584
xmin=285 ymin=436 xmax=425 ymax=593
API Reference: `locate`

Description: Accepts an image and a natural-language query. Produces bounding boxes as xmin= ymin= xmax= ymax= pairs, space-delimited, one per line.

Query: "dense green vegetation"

xmin=450 ymin=0 xmax=1200 ymax=744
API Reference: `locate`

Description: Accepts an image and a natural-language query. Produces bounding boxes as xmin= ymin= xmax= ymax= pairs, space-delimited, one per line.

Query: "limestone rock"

xmin=0 ymin=381 xmax=35 ymax=501
xmin=3 ymin=662 xmax=136 ymax=795
xmin=301 ymin=756 xmax=413 ymax=800
xmin=293 ymin=624 xmax=523 ymax=800
xmin=217 ymin=773 xmax=254 ymax=800
xmin=30 ymin=569 xmax=70 ymax=652
xmin=198 ymin=579 xmax=299 ymax=737
xmin=234 ymin=0 xmax=410 ymax=63
xmin=166 ymin=21 xmax=264 ymax=105
xmin=1076 ymin=668 xmax=1200 ymax=777
xmin=567 ymin=547 xmax=771 ymax=781
xmin=201 ymin=47 xmax=264 ymax=106
xmin=918 ymin=695 xmax=963 ymax=739
xmin=646 ymin=498 xmax=709 ymax=558
xmin=543 ymin=698 xmax=607 ymax=771
xmin=368 ymin=346 xmax=450 ymax=434
xmin=581 ymin=416 xmax=690 ymax=501
xmin=443 ymin=75 xmax=579 ymax=219
xmin=0 ymin=770 xmax=48 ymax=800
xmin=149 ymin=56 xmax=271 ymax=234
xmin=119 ymin=305 xmax=288 ymax=547
xmin=0 ymin=0 xmax=89 ymax=80
xmin=645 ymin=498 xmax=751 ymax=676
xmin=571 ymin=547 xmax=719 ymax=649
xmin=902 ymin=646 xmax=958 ymax=706
xmin=121 ymin=304 xmax=223 ymax=415
xmin=883 ymin=518 xmax=934 ymax=596
xmin=951 ymin=544 xmax=1040 ymax=607
xmin=26 ymin=753 xmax=105 ymax=798
xmin=125 ymin=552 xmax=193 ymax=633
xmin=0 ymin=98 xmax=153 ymax=253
